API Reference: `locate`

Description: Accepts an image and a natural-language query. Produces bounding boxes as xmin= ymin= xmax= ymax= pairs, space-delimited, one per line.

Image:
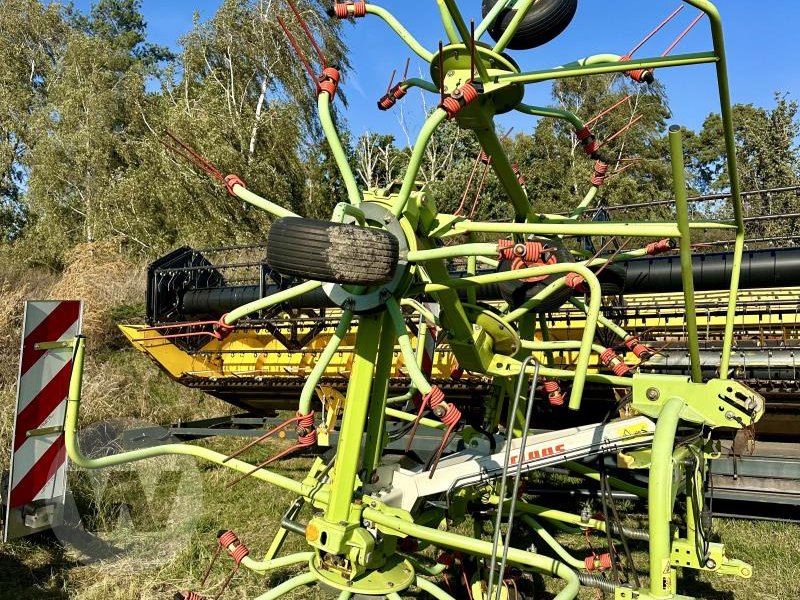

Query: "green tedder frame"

xmin=62 ymin=1 xmax=766 ymax=599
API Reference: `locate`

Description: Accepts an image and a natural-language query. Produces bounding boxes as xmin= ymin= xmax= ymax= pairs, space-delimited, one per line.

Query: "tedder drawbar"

xmin=60 ymin=1 xmax=768 ymax=598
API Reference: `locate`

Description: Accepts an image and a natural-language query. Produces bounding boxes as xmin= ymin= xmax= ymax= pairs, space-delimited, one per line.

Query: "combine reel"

xmin=62 ymin=1 xmax=765 ymax=599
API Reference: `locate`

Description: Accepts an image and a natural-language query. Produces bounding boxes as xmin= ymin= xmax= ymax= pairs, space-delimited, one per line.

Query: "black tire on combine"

xmin=482 ymin=0 xmax=578 ymax=51
xmin=266 ymin=217 xmax=400 ymax=286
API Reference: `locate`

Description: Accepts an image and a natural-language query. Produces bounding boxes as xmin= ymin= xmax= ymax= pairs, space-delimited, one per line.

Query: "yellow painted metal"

xmin=120 ymin=285 xmax=800 ymax=391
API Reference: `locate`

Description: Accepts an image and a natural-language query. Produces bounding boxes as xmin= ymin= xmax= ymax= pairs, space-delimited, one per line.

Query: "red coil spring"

xmin=214 ymin=313 xmax=235 ymax=340
xmin=600 ymin=348 xmax=617 ymax=366
xmin=542 ymin=379 xmax=565 ymax=407
xmin=497 ymin=239 xmax=515 ymax=260
xmin=591 ymin=161 xmax=608 ymax=187
xmin=601 ymin=348 xmax=632 ymax=377
xmin=378 ymin=94 xmax=396 ymax=110
xmin=439 ymin=402 xmax=462 ymax=428
xmin=584 ymin=552 xmax=613 ymax=572
xmin=223 ymin=174 xmax=246 ymax=197
xmin=426 ymin=386 xmax=446 ymax=411
xmin=377 ymin=84 xmax=407 ymax=111
xmin=180 ymin=592 xmax=207 ymax=600
xmin=576 ymin=126 xmax=599 ymax=156
xmin=229 ymin=543 xmax=250 ymax=565
xmin=612 ymin=361 xmax=631 ymax=377
xmin=319 ymin=67 xmax=340 ymax=98
xmin=624 ymin=335 xmax=652 ymax=359
xmin=478 ymin=149 xmax=491 ymax=164
xmin=512 ymin=163 xmax=526 ymax=185
xmin=333 ymin=1 xmax=366 ymax=18
xmin=297 ymin=411 xmax=315 ymax=432
xmin=565 ymin=272 xmax=587 ymax=292
xmin=440 ymin=82 xmax=479 ymax=119
xmin=620 ymin=55 xmax=652 ymax=83
xmin=646 ymin=238 xmax=675 ymax=255
xmin=218 ymin=530 xmax=239 ymax=548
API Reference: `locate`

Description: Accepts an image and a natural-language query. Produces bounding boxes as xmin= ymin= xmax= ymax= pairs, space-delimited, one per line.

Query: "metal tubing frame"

xmin=669 ymin=126 xmax=703 ymax=382
xmin=65 ymin=2 xmax=751 ymax=598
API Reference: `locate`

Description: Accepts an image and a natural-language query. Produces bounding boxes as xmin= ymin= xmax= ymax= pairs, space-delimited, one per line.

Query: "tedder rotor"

xmin=61 ymin=1 xmax=767 ymax=598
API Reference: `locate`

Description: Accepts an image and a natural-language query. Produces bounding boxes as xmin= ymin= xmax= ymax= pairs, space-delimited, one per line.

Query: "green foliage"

xmin=3 ymin=0 xmax=349 ymax=265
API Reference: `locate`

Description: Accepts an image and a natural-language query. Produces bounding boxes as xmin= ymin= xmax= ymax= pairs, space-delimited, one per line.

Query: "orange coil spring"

xmin=584 ymin=552 xmax=613 ymax=572
xmin=440 ymin=83 xmax=479 ymax=119
xmin=591 ymin=160 xmax=608 ymax=186
xmin=218 ymin=530 xmax=239 ymax=548
xmin=624 ymin=335 xmax=652 ymax=359
xmin=565 ymin=272 xmax=587 ymax=292
xmin=179 ymin=592 xmax=207 ymax=600
xmin=425 ymin=386 xmax=446 ymax=411
xmin=440 ymin=96 xmax=462 ymax=119
xmin=319 ymin=67 xmax=340 ymax=98
xmin=333 ymin=1 xmax=366 ymax=18
xmin=646 ymin=238 xmax=675 ymax=255
xmin=497 ymin=239 xmax=515 ymax=260
xmin=512 ymin=163 xmax=526 ymax=185
xmin=519 ymin=241 xmax=544 ymax=263
xmin=479 ymin=149 xmax=491 ymax=164
xmin=229 ymin=543 xmax=250 ymax=565
xmin=620 ymin=55 xmax=651 ymax=83
xmin=576 ymin=127 xmax=598 ymax=156
xmin=542 ymin=379 xmax=565 ymax=407
xmin=440 ymin=403 xmax=462 ymax=428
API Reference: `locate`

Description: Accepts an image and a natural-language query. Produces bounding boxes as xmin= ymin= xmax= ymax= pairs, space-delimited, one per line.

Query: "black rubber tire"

xmin=266 ymin=217 xmax=399 ymax=285
xmin=482 ymin=0 xmax=578 ymax=51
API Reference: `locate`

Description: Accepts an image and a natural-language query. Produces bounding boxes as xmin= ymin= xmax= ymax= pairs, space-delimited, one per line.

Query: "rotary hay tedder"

xmin=62 ymin=1 xmax=772 ymax=599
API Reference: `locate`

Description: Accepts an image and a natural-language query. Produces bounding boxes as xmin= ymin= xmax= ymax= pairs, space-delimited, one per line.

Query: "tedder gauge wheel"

xmin=482 ymin=0 xmax=578 ymax=50
xmin=266 ymin=217 xmax=400 ymax=285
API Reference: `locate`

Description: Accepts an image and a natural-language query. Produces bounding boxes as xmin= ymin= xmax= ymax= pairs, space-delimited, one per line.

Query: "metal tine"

xmin=486 ymin=355 xmax=541 ymax=600
xmin=593 ymin=236 xmax=633 ymax=278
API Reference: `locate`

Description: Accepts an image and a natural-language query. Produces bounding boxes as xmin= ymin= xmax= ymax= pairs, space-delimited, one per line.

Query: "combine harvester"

xmin=18 ymin=0 xmax=793 ymax=598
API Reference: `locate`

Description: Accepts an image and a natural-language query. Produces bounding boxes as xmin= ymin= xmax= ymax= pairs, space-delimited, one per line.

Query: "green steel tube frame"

xmin=64 ymin=1 xmax=752 ymax=598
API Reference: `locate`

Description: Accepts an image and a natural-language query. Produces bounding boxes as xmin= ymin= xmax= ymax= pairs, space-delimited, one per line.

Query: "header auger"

xmin=63 ymin=1 xmax=766 ymax=599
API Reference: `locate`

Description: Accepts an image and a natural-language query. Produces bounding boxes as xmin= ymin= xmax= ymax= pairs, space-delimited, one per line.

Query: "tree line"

xmin=1 ymin=0 xmax=799 ymax=270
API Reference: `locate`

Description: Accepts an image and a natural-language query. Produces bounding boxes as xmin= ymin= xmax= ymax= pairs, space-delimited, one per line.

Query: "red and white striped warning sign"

xmin=4 ymin=300 xmax=82 ymax=541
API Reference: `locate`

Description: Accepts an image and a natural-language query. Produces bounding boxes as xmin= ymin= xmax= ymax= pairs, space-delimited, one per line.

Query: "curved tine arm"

xmin=298 ymin=310 xmax=354 ymax=415
xmin=223 ymin=280 xmax=323 ymax=325
xmin=475 ymin=0 xmax=514 ymax=39
xmin=387 ymin=297 xmax=434 ymax=395
xmin=515 ymin=102 xmax=586 ymax=131
xmin=319 ymin=92 xmax=362 ymax=206
xmin=391 ymin=108 xmax=449 ymax=218
xmin=65 ymin=337 xmax=326 ymax=502
xmin=365 ymin=4 xmax=433 ymax=62
xmin=228 ymin=180 xmax=298 ymax=219
xmin=240 ymin=551 xmax=314 ymax=575
xmin=436 ymin=0 xmax=459 ymax=44
xmin=401 ymin=77 xmax=440 ymax=95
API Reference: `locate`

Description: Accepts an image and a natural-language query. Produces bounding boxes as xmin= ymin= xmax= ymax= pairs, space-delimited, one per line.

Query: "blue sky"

xmin=72 ymin=1 xmax=800 ymax=141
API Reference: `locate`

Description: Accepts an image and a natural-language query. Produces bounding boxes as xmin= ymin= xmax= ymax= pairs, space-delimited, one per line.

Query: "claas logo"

xmin=509 ymin=443 xmax=566 ymax=465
